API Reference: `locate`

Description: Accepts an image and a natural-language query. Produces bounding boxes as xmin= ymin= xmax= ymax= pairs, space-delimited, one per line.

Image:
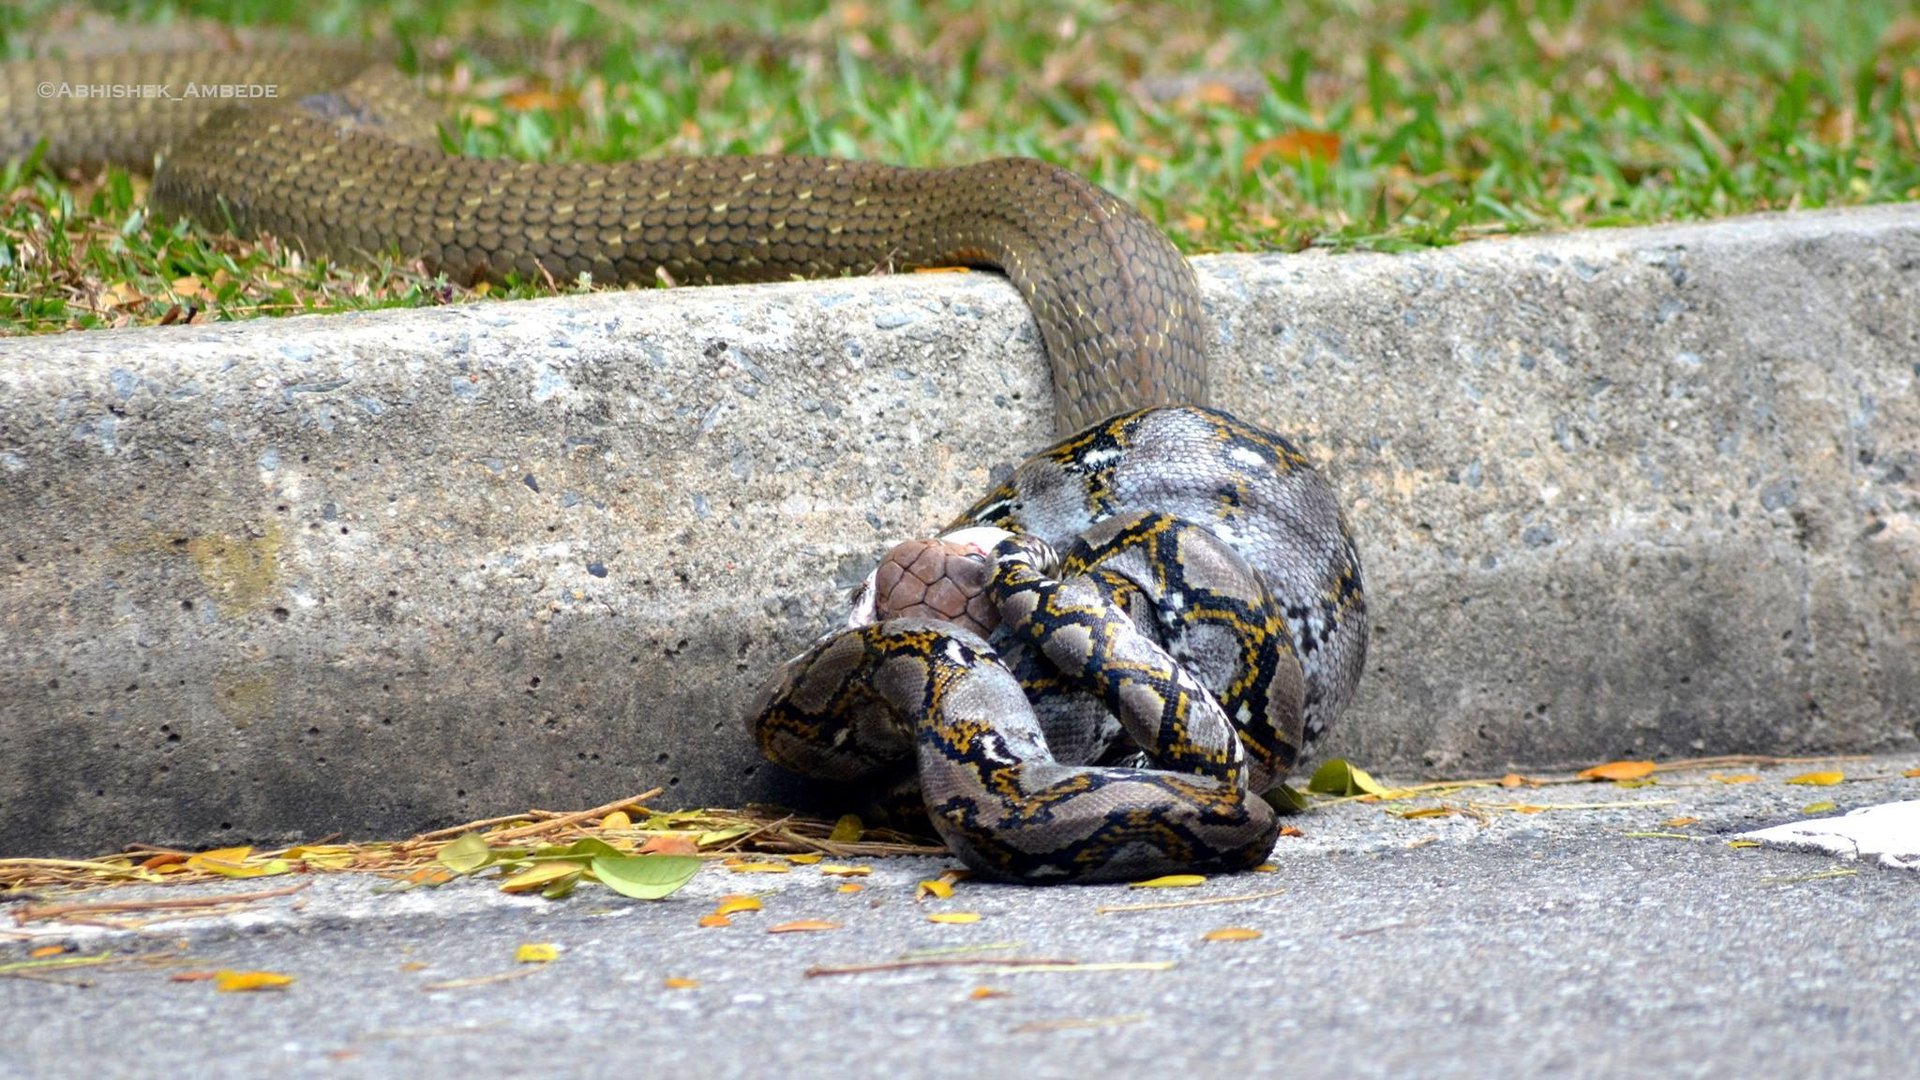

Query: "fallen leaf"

xmin=1130 ymin=874 xmax=1206 ymax=889
xmin=918 ymin=879 xmax=955 ymax=901
xmin=970 ymin=986 xmax=1010 ymax=999
xmin=1726 ymin=839 xmax=1761 ymax=848
xmin=838 ymin=883 xmax=865 ymax=893
xmin=1262 ymin=784 xmax=1311 ymax=813
xmin=186 ymin=846 xmax=290 ymax=879
xmin=927 ymin=912 xmax=981 ymax=924
xmin=698 ymin=914 xmax=733 ymax=928
xmin=714 ymin=895 xmax=763 ymax=916
xmin=786 ymin=853 xmax=824 ymax=865
xmin=1393 ymin=806 xmax=1456 ymax=819
xmin=1509 ymin=805 xmax=1547 ymax=814
xmin=768 ymin=920 xmax=841 ymax=933
xmin=591 ymin=854 xmax=701 ymax=900
xmin=215 ymin=969 xmax=293 ymax=992
xmin=170 ymin=971 xmax=219 ymax=982
xmin=1801 ymin=801 xmax=1838 ymax=814
xmin=399 ymin=962 xmax=428 ymax=973
xmin=601 ymin=810 xmax=632 ymax=830
xmin=287 ymin=845 xmax=355 ymax=870
xmin=1786 ymin=771 xmax=1844 ymax=786
xmin=1241 ymin=130 xmax=1341 ymax=172
xmin=1499 ymin=773 xmax=1530 ymax=788
xmin=819 ymin=864 xmax=871 ymax=878
xmin=515 ymin=943 xmax=558 ymax=963
xmin=1278 ymin=826 xmax=1304 ymax=838
xmin=663 ymin=977 xmax=698 ymax=989
xmin=499 ymin=862 xmax=581 ymax=895
xmin=1307 ymin=759 xmax=1389 ymax=797
xmin=1577 ymin=760 xmax=1656 ymax=782
xmin=829 ymin=814 xmax=864 ymax=844
xmin=436 ymin=834 xmax=493 ymax=875
xmin=29 ymin=945 xmax=66 ymax=959
xmin=1661 ymin=816 xmax=1701 ymax=828
xmin=171 ymin=275 xmax=207 ymax=300
xmin=1202 ymin=927 xmax=1262 ymax=942
xmin=728 ymin=862 xmax=791 ymax=874
xmin=1711 ymin=773 xmax=1761 ymax=784
xmin=635 ymin=835 xmax=699 ymax=856
xmin=1903 ymin=767 xmax=1920 ymax=778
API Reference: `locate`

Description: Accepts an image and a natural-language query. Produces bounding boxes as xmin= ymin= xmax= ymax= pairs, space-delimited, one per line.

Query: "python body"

xmin=4 ymin=42 xmax=1368 ymax=882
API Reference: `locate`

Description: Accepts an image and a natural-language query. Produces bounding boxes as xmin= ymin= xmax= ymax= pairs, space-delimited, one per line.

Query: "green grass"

xmin=3 ymin=0 xmax=1917 ymax=333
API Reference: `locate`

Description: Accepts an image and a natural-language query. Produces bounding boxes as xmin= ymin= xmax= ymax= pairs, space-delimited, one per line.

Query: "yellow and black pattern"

xmin=747 ymin=405 xmax=1366 ymax=883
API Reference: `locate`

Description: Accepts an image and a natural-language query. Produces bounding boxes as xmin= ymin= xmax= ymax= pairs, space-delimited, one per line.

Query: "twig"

xmin=13 ymin=880 xmax=310 ymax=924
xmin=1095 ymin=887 xmax=1287 ymax=914
xmin=806 ymin=957 xmax=1083 ymax=978
xmin=476 ymin=789 xmax=666 ymax=843
xmin=419 ymin=966 xmax=546 ymax=991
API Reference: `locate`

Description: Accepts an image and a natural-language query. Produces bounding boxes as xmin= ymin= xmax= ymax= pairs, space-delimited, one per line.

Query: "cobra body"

xmin=4 ymin=43 xmax=1368 ymax=881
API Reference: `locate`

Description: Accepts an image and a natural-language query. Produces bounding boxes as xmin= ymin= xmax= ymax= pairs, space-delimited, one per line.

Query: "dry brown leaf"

xmin=636 ymin=835 xmax=699 ymax=856
xmin=768 ymin=920 xmax=841 ymax=934
xmin=1202 ymin=927 xmax=1262 ymax=942
xmin=1241 ymin=130 xmax=1341 ymax=172
xmin=1577 ymin=760 xmax=1656 ymax=782
xmin=1499 ymin=773 xmax=1531 ymax=788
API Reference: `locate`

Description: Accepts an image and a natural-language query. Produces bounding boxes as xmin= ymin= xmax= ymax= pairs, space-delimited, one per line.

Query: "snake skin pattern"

xmin=749 ymin=407 xmax=1367 ymax=882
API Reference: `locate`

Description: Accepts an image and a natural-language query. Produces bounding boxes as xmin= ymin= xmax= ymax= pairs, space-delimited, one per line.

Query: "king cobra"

xmin=4 ymin=43 xmax=1368 ymax=882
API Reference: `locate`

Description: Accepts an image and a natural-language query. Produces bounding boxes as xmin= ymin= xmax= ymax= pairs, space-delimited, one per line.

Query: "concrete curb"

xmin=4 ymin=204 xmax=1918 ymax=854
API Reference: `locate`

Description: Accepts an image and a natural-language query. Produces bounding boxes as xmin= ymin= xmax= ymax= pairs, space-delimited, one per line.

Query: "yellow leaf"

xmin=1394 ymin=806 xmax=1456 ymax=819
xmin=29 ymin=945 xmax=65 ymax=959
xmin=1509 ymin=805 xmax=1548 ymax=814
xmin=1578 ymin=760 xmax=1656 ymax=782
xmin=515 ymin=943 xmax=558 ymax=964
xmin=663 ymin=977 xmax=699 ymax=989
xmin=601 ymin=810 xmax=632 ymax=830
xmin=1786 ymin=771 xmax=1844 ymax=786
xmin=1902 ymin=767 xmax=1920 ymax=778
xmin=1727 ymin=840 xmax=1761 ymax=848
xmin=828 ymin=814 xmax=864 ymax=844
xmin=927 ymin=912 xmax=981 ymax=924
xmin=186 ymin=846 xmax=291 ymax=879
xmin=1202 ymin=927 xmax=1262 ymax=941
xmin=1801 ymin=801 xmax=1837 ymax=814
xmin=1254 ymin=863 xmax=1279 ymax=872
xmin=1499 ymin=773 xmax=1531 ymax=788
xmin=818 ymin=864 xmax=871 ymax=878
xmin=970 ymin=986 xmax=1010 ymax=999
xmin=838 ymin=883 xmax=865 ymax=893
xmin=767 ymin=920 xmax=841 ymax=933
xmin=697 ymin=913 xmax=733 ymax=928
xmin=714 ymin=895 xmax=762 ymax=916
xmin=1130 ymin=874 xmax=1206 ymax=889
xmin=917 ymin=879 xmax=955 ymax=900
xmin=498 ymin=862 xmax=581 ymax=894
xmin=1661 ymin=816 xmax=1701 ymax=828
xmin=399 ymin=962 xmax=428 ymax=973
xmin=786 ymin=853 xmax=824 ymax=865
xmin=171 ymin=275 xmax=206 ymax=299
xmin=1711 ymin=773 xmax=1761 ymax=784
xmin=214 ymin=970 xmax=293 ymax=992
xmin=728 ymin=862 xmax=790 ymax=874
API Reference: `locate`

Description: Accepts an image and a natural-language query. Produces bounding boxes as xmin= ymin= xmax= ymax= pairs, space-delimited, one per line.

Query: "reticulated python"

xmin=3 ymin=42 xmax=1369 ymax=883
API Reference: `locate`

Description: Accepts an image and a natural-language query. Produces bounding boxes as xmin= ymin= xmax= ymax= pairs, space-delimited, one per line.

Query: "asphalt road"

xmin=3 ymin=756 xmax=1916 ymax=1079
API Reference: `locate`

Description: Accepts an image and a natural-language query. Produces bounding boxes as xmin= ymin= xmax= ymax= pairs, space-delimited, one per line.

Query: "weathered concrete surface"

xmin=4 ymin=757 xmax=1918 ymax=1079
xmin=3 ymin=204 xmax=1918 ymax=855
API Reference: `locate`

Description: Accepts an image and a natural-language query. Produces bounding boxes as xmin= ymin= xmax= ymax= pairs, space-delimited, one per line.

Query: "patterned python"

xmin=2 ymin=39 xmax=1367 ymax=881
xmin=749 ymin=407 xmax=1367 ymax=883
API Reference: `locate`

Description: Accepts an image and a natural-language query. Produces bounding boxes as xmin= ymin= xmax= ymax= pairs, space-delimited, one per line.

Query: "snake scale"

xmin=4 ymin=42 xmax=1368 ymax=883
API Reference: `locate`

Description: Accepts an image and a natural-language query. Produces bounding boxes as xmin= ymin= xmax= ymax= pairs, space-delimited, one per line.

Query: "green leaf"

xmin=532 ymin=837 xmax=625 ymax=862
xmin=590 ymin=855 xmax=702 ymax=900
xmin=1306 ymin=759 xmax=1389 ymax=797
xmin=1262 ymin=784 xmax=1311 ymax=814
xmin=437 ymin=833 xmax=494 ymax=875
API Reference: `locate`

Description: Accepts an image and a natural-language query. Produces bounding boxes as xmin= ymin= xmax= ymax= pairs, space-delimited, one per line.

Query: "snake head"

xmin=846 ymin=526 xmax=1013 ymax=638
